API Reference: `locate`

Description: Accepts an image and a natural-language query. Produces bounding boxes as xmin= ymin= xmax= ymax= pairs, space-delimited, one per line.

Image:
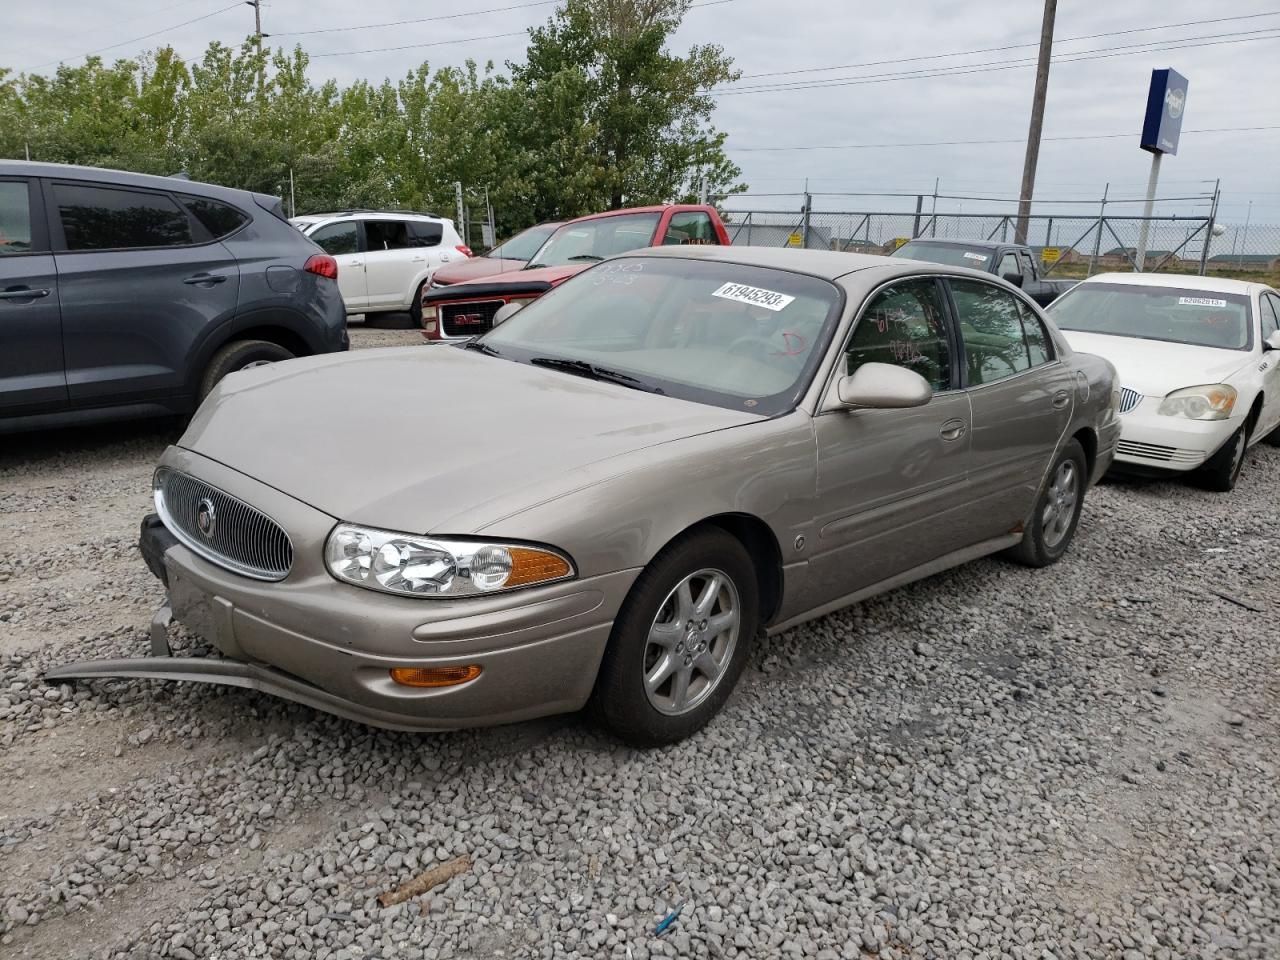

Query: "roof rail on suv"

xmin=326 ymin=208 xmax=444 ymax=219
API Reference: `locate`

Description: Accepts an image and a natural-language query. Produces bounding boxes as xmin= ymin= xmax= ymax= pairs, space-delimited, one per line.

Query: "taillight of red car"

xmin=304 ymin=254 xmax=339 ymax=279
xmin=455 ymin=245 xmax=473 ymax=258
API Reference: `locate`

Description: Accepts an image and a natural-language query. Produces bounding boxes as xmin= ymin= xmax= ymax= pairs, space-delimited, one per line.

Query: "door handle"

xmin=0 ymin=287 xmax=51 ymax=301
xmin=939 ymin=418 xmax=967 ymax=441
xmin=183 ymin=273 xmax=228 ymax=285
xmin=1052 ymin=391 xmax=1071 ymax=409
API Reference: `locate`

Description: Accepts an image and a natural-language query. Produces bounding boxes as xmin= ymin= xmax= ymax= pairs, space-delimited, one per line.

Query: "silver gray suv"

xmin=0 ymin=161 xmax=348 ymax=433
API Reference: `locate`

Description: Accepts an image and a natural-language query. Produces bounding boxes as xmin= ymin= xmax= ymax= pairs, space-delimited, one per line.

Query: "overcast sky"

xmin=4 ymin=0 xmax=1278 ymax=226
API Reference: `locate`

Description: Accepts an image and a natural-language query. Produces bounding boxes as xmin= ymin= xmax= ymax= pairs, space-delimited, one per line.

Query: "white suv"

xmin=290 ymin=211 xmax=470 ymax=322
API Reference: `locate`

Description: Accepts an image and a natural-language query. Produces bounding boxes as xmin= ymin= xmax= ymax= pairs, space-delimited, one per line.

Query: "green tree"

xmin=512 ymin=0 xmax=744 ymax=215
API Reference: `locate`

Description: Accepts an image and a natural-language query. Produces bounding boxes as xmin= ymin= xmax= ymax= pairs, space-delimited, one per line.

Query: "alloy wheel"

xmin=1041 ymin=460 xmax=1079 ymax=549
xmin=642 ymin=568 xmax=740 ymax=716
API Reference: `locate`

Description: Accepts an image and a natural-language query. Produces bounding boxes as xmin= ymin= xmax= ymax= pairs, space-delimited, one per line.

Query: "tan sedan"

xmin=49 ymin=247 xmax=1120 ymax=745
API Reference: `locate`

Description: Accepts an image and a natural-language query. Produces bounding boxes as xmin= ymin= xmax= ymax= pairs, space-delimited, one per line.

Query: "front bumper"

xmin=47 ymin=452 xmax=637 ymax=732
xmin=1112 ymin=402 xmax=1240 ymax=473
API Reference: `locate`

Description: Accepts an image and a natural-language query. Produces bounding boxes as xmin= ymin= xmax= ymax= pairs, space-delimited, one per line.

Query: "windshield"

xmin=479 ymin=256 xmax=843 ymax=415
xmin=488 ymin=222 xmax=558 ymax=261
xmin=526 ymin=213 xmax=662 ymax=268
xmin=1049 ymin=282 xmax=1253 ymax=351
xmin=893 ymin=241 xmax=993 ymax=269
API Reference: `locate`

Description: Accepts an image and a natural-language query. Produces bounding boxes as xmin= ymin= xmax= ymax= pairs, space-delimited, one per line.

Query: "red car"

xmin=420 ymin=204 xmax=731 ymax=340
xmin=428 ymin=221 xmax=562 ymax=288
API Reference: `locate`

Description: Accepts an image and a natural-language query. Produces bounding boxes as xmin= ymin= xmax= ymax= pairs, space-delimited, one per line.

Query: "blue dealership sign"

xmin=1140 ymin=68 xmax=1188 ymax=155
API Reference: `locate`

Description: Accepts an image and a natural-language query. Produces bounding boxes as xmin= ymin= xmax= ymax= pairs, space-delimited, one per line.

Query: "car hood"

xmin=180 ymin=346 xmax=760 ymax=532
xmin=432 ymin=257 xmax=528 ymax=286
xmin=442 ymin=264 xmax=587 ymax=290
xmin=1059 ymin=330 xmax=1252 ymax=395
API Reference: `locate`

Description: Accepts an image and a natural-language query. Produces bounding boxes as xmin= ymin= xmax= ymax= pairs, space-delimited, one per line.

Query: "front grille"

xmin=1116 ymin=440 xmax=1203 ymax=465
xmin=440 ymin=299 xmax=504 ymax=338
xmin=1118 ymin=387 xmax=1143 ymax=414
xmin=154 ymin=468 xmax=293 ymax=581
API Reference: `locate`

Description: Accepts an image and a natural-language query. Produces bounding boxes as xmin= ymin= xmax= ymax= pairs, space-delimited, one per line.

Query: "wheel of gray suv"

xmin=199 ymin=339 xmax=294 ymax=401
xmin=1002 ymin=438 xmax=1087 ymax=568
xmin=1196 ymin=424 xmax=1247 ymax=492
xmin=591 ymin=528 xmax=757 ymax=746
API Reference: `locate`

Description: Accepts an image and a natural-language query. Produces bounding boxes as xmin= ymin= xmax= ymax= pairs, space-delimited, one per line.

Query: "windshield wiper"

xmin=566 ymin=254 xmax=604 ymax=262
xmin=529 ymin=357 xmax=663 ymax=393
xmin=462 ymin=339 xmax=501 ymax=357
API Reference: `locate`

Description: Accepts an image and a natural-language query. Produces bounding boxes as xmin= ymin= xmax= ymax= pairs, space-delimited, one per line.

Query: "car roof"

xmin=899 ymin=238 xmax=1006 ymax=251
xmin=622 ymin=244 xmax=908 ymax=280
xmin=563 ymin=204 xmax=709 ymax=225
xmin=0 ymin=159 xmax=266 ymax=206
xmin=1077 ymin=272 xmax=1271 ymax=295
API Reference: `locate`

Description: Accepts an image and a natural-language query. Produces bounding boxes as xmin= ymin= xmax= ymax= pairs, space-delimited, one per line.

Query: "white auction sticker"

xmin=963 ymin=252 xmax=989 ymax=262
xmin=1178 ymin=296 xmax=1227 ymax=308
xmin=711 ymin=282 xmax=795 ymax=312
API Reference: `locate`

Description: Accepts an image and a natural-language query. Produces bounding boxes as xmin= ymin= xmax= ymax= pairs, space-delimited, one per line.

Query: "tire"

xmin=1195 ymin=424 xmax=1247 ymax=492
xmin=590 ymin=528 xmax=758 ymax=747
xmin=1002 ymin=438 xmax=1088 ymax=568
xmin=409 ymin=280 xmax=427 ymax=327
xmin=199 ymin=339 xmax=294 ymax=401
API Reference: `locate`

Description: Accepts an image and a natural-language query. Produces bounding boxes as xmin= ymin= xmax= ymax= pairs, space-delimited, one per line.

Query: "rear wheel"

xmin=591 ymin=528 xmax=757 ymax=746
xmin=1196 ymin=425 xmax=1247 ymax=492
xmin=1003 ymin=438 xmax=1087 ymax=568
xmin=199 ymin=340 xmax=293 ymax=401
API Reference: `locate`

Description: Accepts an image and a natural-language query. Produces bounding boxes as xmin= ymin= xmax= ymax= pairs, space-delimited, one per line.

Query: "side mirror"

xmin=1002 ymin=272 xmax=1025 ymax=288
xmin=492 ymin=301 xmax=526 ymax=326
xmin=1265 ymin=330 xmax=1280 ymax=351
xmin=831 ymin=362 xmax=933 ymax=410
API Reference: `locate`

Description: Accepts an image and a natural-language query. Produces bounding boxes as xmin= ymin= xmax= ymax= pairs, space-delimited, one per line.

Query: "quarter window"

xmin=179 ymin=195 xmax=250 ymax=239
xmin=54 ymin=183 xmax=193 ymax=251
xmin=0 ymin=181 xmax=33 ymax=255
xmin=310 ymin=221 xmax=358 ymax=256
xmin=663 ymin=211 xmax=719 ymax=246
xmin=950 ymin=279 xmax=1038 ymax=385
xmin=409 ymin=221 xmax=443 ymax=247
xmin=845 ymin=279 xmax=952 ymax=391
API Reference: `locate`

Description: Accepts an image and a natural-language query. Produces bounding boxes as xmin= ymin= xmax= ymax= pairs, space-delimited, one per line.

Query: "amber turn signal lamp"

xmin=390 ymin=665 xmax=483 ymax=688
xmin=506 ymin=547 xmax=573 ymax=588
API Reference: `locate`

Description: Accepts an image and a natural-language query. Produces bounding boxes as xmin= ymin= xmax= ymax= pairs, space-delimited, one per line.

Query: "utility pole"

xmin=1015 ymin=0 xmax=1057 ymax=245
xmin=246 ymin=1 xmax=264 ymax=87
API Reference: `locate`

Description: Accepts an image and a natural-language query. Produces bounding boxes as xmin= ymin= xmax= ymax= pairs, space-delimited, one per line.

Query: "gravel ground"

xmin=2 ymin=324 xmax=1277 ymax=959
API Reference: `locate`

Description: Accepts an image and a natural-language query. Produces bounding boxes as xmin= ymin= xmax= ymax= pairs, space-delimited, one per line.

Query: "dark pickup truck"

xmin=892 ymin=239 xmax=1076 ymax=306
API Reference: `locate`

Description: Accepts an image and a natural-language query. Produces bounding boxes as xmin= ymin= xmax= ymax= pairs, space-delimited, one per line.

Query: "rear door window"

xmin=179 ymin=195 xmax=250 ymax=239
xmin=365 ymin=220 xmax=413 ymax=251
xmin=53 ymin=182 xmax=194 ymax=251
xmin=1017 ymin=300 xmax=1053 ymax=365
xmin=0 ymin=181 xmax=34 ymax=255
xmin=310 ymin=221 xmax=359 ymax=256
xmin=949 ymin=278 xmax=1036 ymax=385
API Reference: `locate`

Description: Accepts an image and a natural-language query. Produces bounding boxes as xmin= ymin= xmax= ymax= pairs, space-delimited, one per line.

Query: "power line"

xmin=275 ymin=0 xmax=561 ymax=37
xmin=733 ymin=9 xmax=1280 ymax=82
xmin=308 ymin=0 xmax=737 ymax=58
xmin=21 ymin=2 xmax=245 ymax=72
xmin=728 ymin=125 xmax=1280 ymax=153
xmin=715 ymin=30 xmax=1280 ymax=96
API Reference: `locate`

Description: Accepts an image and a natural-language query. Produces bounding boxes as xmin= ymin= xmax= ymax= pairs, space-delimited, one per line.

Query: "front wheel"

xmin=591 ymin=528 xmax=758 ymax=746
xmin=1002 ymin=438 xmax=1088 ymax=568
xmin=1196 ymin=425 xmax=1247 ymax=492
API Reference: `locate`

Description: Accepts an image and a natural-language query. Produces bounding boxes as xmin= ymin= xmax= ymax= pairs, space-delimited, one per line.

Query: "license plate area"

xmin=167 ymin=561 xmax=238 ymax=655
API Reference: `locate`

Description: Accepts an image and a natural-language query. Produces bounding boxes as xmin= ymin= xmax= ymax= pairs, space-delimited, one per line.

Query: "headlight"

xmin=1157 ymin=384 xmax=1237 ymax=421
xmin=324 ymin=524 xmax=574 ymax=598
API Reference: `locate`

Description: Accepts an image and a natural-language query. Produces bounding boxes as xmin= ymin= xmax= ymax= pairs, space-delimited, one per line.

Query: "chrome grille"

xmin=1118 ymin=387 xmax=1143 ymax=414
xmin=154 ymin=468 xmax=293 ymax=581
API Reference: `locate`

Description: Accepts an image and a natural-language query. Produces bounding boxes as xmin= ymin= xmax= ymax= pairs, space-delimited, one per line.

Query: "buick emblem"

xmin=196 ymin=498 xmax=217 ymax=539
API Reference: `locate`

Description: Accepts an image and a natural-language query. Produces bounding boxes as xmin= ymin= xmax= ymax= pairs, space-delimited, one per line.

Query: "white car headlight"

xmin=324 ymin=525 xmax=573 ymax=598
xmin=1157 ymin=384 xmax=1237 ymax=421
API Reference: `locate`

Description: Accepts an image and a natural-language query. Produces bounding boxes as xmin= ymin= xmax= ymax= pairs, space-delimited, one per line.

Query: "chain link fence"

xmin=722 ymin=209 xmax=1280 ymax=281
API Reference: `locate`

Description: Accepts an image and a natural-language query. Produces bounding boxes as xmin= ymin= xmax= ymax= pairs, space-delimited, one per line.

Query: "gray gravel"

xmin=2 ymin=325 xmax=1277 ymax=958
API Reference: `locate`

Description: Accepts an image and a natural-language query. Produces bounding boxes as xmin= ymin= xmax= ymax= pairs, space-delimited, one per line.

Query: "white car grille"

xmin=1116 ymin=440 xmax=1204 ymax=465
xmin=1118 ymin=387 xmax=1143 ymax=414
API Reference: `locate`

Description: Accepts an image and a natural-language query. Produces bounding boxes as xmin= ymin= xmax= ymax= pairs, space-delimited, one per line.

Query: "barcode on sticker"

xmin=711 ymin=282 xmax=796 ymax=312
xmin=1178 ymin=296 xmax=1227 ymax=308
xmin=963 ymin=252 xmax=989 ymax=262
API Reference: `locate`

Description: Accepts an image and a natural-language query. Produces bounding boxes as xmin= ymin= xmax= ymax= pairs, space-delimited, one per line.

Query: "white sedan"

xmin=1048 ymin=273 xmax=1280 ymax=491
